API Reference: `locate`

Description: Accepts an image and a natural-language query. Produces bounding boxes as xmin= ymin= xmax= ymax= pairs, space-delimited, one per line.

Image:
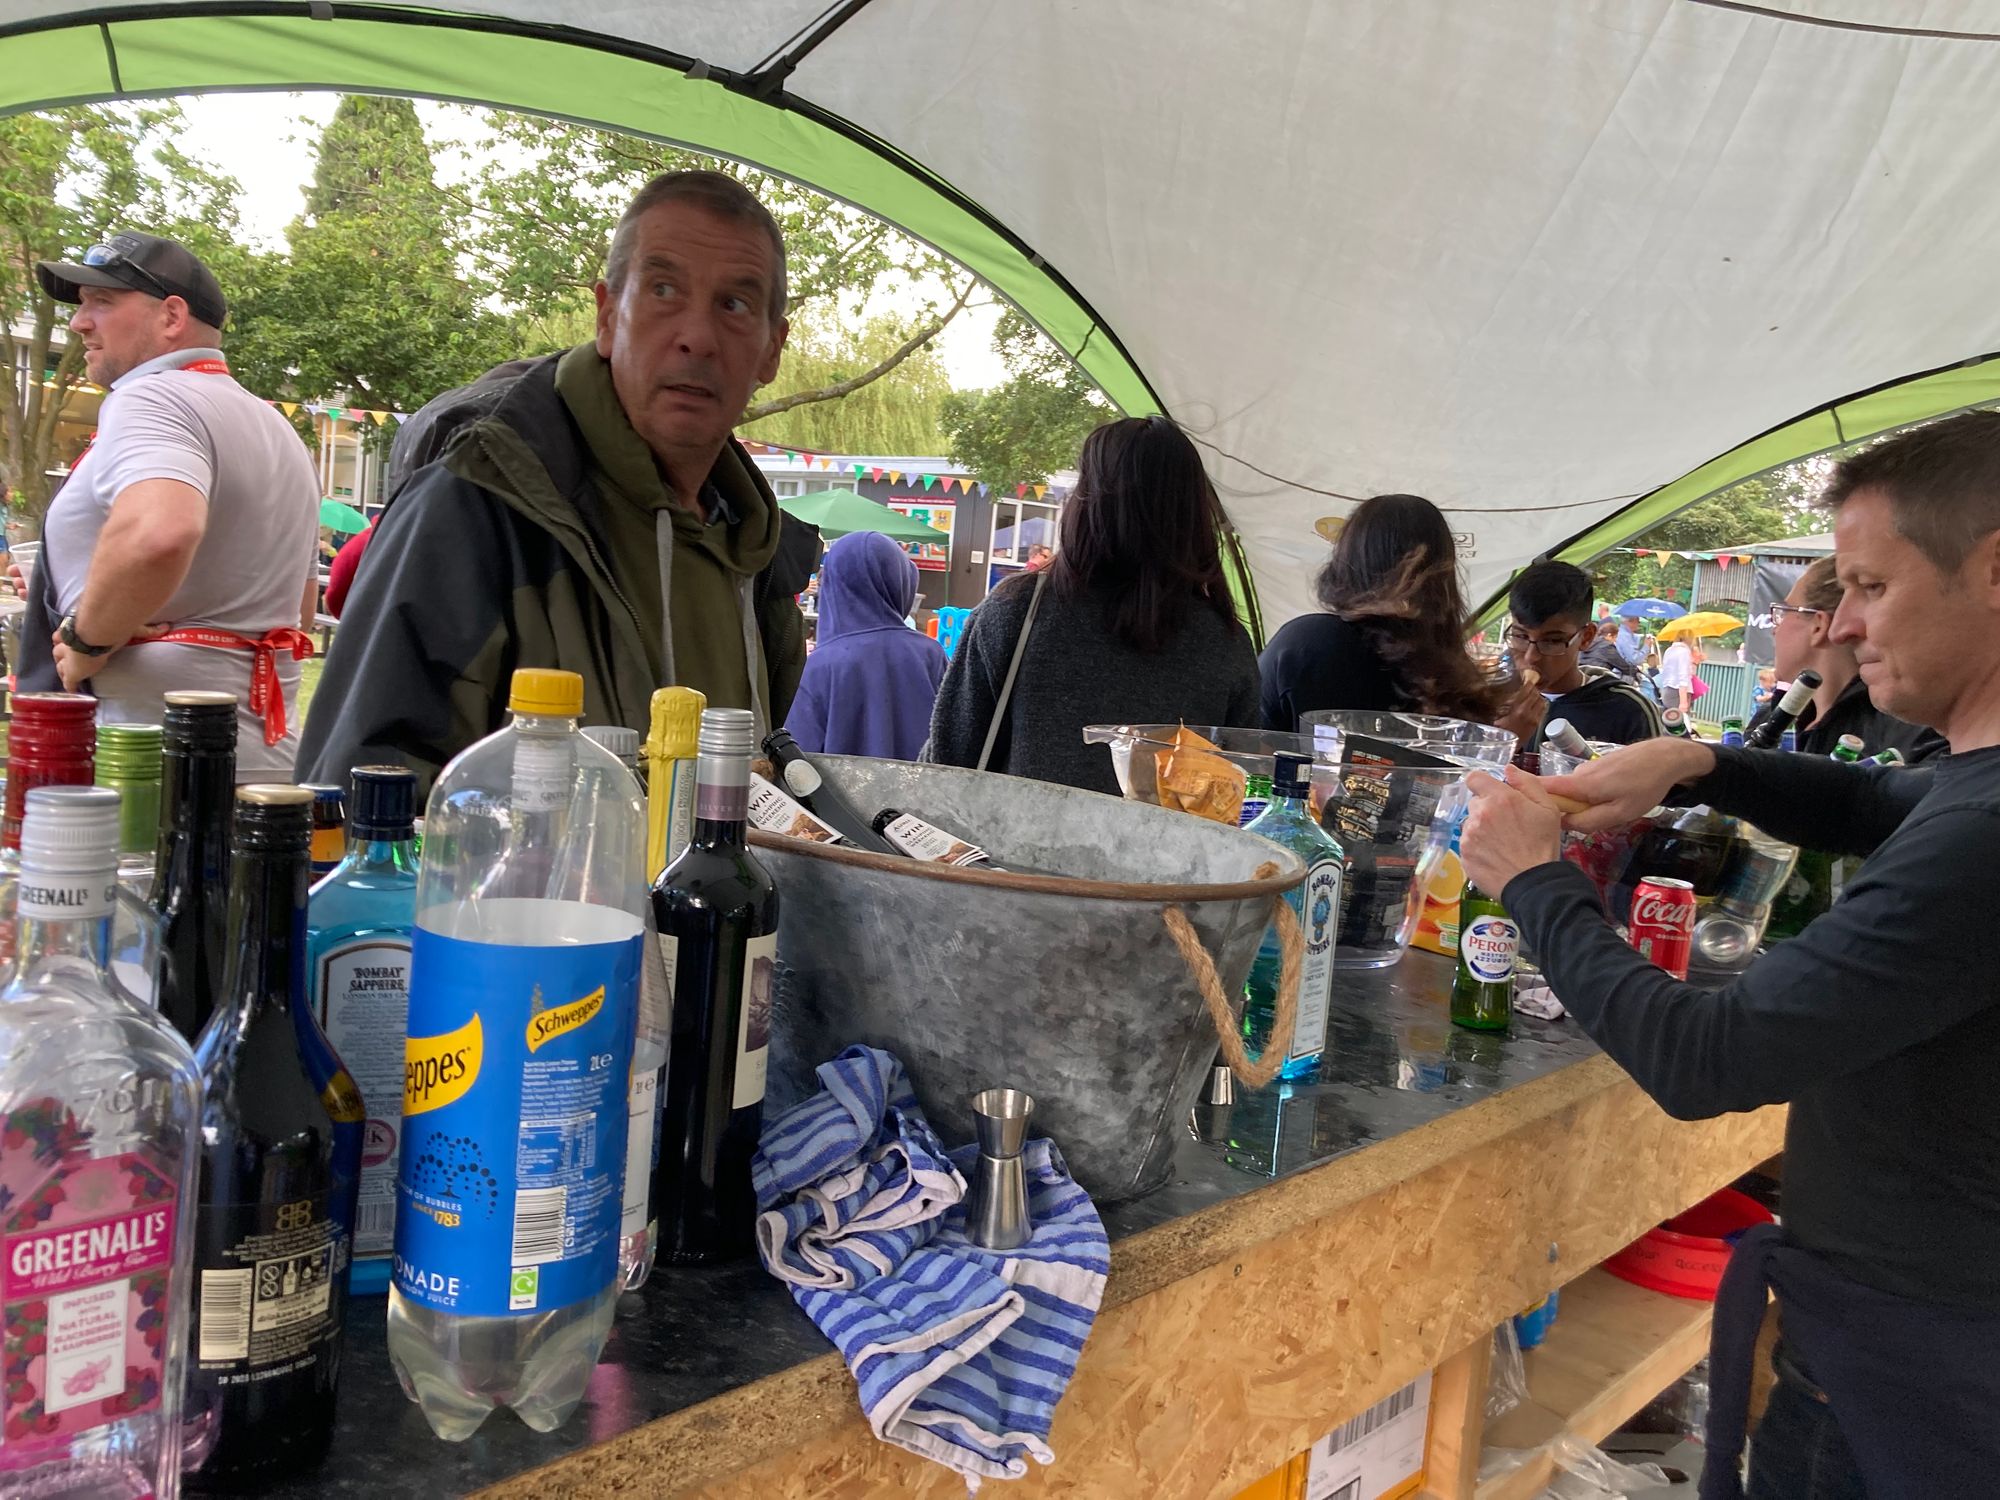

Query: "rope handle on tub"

xmin=1161 ymin=860 xmax=1303 ymax=1090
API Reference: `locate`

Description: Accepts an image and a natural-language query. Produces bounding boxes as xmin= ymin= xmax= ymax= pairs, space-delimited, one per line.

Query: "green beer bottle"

xmin=1830 ymin=734 xmax=1865 ymax=763
xmin=1450 ymin=879 xmax=1518 ymax=1031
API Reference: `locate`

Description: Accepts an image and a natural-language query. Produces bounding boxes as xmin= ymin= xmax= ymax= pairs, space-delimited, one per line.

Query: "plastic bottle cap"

xmin=508 ymin=668 xmax=585 ymax=718
xmin=18 ymin=786 xmax=121 ymax=873
xmin=348 ymin=765 xmax=418 ymax=838
xmin=583 ymin=725 xmax=641 ymax=759
xmin=645 ymin=686 xmax=706 ymax=760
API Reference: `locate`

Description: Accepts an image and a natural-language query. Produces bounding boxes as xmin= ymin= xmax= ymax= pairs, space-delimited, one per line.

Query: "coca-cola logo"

xmin=1632 ymin=891 xmax=1695 ymax=928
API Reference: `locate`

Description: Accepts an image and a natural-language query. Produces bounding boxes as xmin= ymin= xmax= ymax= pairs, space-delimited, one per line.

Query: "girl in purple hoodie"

xmin=785 ymin=530 xmax=947 ymax=760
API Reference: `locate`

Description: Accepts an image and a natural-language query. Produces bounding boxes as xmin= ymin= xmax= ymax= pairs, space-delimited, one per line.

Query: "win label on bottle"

xmin=396 ymin=906 xmax=640 ymax=1318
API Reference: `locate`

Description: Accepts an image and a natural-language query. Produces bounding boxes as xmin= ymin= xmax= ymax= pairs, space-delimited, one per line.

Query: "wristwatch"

xmin=57 ymin=612 xmax=114 ymax=657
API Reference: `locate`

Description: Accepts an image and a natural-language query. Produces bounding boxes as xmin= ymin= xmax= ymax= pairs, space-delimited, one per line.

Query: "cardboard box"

xmin=1303 ymin=1372 xmax=1432 ymax=1500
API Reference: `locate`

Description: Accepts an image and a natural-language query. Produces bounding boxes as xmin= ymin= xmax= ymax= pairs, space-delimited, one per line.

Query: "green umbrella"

xmin=777 ymin=489 xmax=945 ymax=544
xmin=320 ymin=498 xmax=371 ymax=534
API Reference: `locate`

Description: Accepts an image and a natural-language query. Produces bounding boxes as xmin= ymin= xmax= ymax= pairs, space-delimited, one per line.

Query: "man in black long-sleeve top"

xmin=1461 ymin=411 xmax=2000 ymax=1500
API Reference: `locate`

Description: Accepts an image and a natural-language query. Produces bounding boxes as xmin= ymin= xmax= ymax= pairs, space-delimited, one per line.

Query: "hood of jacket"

xmin=817 ymin=531 xmax=918 ymax=641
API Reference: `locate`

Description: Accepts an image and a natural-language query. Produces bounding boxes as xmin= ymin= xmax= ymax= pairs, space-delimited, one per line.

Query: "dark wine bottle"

xmin=185 ymin=786 xmax=363 ymax=1491
xmin=1744 ymin=668 xmax=1823 ymax=750
xmin=760 ymin=728 xmax=899 ymax=854
xmin=154 ymin=690 xmax=237 ymax=1043
xmin=871 ymin=806 xmax=997 ymax=869
xmin=653 ymin=709 xmax=780 ymax=1262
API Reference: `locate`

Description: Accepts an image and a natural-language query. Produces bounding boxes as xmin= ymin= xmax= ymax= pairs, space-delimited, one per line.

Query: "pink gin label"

xmin=2 ymin=1102 xmax=177 ymax=1452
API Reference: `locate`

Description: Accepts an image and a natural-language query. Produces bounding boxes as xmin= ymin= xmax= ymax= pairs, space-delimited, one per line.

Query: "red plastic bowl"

xmin=1603 ymin=1188 xmax=1775 ymax=1301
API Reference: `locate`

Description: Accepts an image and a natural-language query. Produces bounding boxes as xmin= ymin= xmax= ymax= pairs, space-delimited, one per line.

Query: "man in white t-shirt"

xmin=34 ymin=232 xmax=320 ymax=778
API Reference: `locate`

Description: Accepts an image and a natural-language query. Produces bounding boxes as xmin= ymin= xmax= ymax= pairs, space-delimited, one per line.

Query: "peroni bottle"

xmin=185 ymin=786 xmax=362 ymax=1490
xmin=0 ymin=787 xmax=201 ymax=1500
xmin=1450 ymin=880 xmax=1518 ymax=1030
xmin=653 ymin=708 xmax=780 ymax=1261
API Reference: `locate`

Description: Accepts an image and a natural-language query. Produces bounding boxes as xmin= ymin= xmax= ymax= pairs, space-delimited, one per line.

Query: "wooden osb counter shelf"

xmin=274 ymin=953 xmax=1785 ymax=1500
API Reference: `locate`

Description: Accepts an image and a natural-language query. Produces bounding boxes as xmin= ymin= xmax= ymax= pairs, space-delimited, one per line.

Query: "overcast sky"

xmin=173 ymin=92 xmax=1005 ymax=389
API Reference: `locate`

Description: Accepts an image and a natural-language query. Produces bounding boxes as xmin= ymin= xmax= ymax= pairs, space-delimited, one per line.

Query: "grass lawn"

xmin=297 ymin=656 xmax=325 ymax=734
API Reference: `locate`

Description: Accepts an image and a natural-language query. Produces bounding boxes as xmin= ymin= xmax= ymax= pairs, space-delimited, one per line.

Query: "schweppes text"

xmin=404 ymin=1013 xmax=483 ymax=1115
xmin=526 ymin=986 xmax=605 ymax=1053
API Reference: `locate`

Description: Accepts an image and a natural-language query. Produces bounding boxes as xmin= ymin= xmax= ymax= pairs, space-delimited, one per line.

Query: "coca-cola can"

xmin=1630 ymin=877 xmax=1696 ymax=980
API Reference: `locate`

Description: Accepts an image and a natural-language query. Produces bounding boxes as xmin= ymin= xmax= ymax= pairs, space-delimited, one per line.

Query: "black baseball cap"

xmin=36 ymin=231 xmax=227 ymax=327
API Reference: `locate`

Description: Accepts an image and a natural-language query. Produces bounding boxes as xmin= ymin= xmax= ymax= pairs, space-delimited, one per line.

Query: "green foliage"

xmin=1589 ymin=474 xmax=1800 ymax=610
xmin=940 ymin=310 xmax=1107 ymax=489
xmin=237 ymin=97 xmax=514 ymax=414
xmin=740 ymin=310 xmax=949 ymax=454
xmin=0 ymin=103 xmax=245 ymax=523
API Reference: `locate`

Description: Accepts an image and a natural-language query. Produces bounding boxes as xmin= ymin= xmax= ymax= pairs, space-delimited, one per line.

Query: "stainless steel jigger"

xmin=966 ymin=1087 xmax=1035 ymax=1251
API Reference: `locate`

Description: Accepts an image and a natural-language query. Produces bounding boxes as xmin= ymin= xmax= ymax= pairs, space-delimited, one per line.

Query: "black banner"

xmin=1746 ymin=556 xmax=1813 ymax=665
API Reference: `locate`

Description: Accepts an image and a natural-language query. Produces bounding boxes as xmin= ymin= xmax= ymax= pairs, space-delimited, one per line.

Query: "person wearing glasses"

xmin=1761 ymin=556 xmax=1943 ymax=762
xmin=1506 ymin=560 xmax=1661 ymax=747
xmin=29 ymin=231 xmax=320 ymax=777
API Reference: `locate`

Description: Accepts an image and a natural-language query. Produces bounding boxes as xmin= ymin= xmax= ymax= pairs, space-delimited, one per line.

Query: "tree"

xmin=454 ymin=112 xmax=975 ymax=422
xmin=941 ymin=311 xmax=1108 ymax=488
xmin=1590 ymin=476 xmax=1791 ymax=610
xmin=740 ymin=310 xmax=952 ymax=454
xmin=0 ymin=103 xmax=245 ymax=528
xmin=241 ymin=96 xmax=514 ymax=415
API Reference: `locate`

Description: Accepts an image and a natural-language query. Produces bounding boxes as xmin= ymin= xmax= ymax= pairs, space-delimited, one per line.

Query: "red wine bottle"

xmin=185 ymin=786 xmax=363 ymax=1489
xmin=652 ymin=709 xmax=779 ymax=1262
xmin=154 ymin=690 xmax=237 ymax=1043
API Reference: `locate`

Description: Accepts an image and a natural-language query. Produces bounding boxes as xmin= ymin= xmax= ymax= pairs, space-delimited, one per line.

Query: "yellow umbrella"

xmin=1656 ymin=611 xmax=1743 ymax=641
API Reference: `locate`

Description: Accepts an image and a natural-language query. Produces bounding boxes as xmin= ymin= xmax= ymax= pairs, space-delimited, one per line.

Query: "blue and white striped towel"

xmin=753 ymin=1046 xmax=1110 ymax=1488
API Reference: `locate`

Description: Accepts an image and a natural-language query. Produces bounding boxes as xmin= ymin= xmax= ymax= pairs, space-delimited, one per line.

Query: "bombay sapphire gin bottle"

xmin=1241 ymin=752 xmax=1343 ymax=1080
xmin=306 ymin=766 xmax=420 ymax=1297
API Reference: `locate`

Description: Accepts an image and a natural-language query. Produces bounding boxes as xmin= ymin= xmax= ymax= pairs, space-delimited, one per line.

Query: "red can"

xmin=1630 ymin=877 xmax=1696 ymax=980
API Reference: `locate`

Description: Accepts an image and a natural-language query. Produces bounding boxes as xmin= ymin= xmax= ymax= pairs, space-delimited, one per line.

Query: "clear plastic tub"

xmin=1084 ymin=716 xmax=1514 ymax=968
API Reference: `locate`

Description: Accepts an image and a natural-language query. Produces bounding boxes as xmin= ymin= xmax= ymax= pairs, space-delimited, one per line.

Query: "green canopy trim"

xmin=0 ymin=7 xmax=1160 ymax=421
xmin=1474 ymin=352 xmax=2000 ymax=623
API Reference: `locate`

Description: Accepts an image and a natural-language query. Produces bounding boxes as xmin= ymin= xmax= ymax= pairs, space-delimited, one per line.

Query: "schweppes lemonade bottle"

xmin=387 ymin=670 xmax=646 ymax=1441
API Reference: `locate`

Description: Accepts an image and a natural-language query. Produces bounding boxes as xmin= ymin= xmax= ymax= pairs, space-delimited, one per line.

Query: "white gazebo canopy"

xmin=6 ymin=1 xmax=1999 ymax=634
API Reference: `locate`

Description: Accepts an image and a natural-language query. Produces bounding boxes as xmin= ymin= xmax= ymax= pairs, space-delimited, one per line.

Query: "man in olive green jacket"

xmin=300 ymin=170 xmax=814 ymax=790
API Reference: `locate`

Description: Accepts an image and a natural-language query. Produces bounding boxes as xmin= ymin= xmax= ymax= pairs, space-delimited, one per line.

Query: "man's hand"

xmin=51 ymin=632 xmax=112 ymax=692
xmin=1540 ymin=737 xmax=1717 ymax=832
xmin=1461 ymin=767 xmax=1565 ymax=895
xmin=5 ymin=560 xmax=25 ymax=597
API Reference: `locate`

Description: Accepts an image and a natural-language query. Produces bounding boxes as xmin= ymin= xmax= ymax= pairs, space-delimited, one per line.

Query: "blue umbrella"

xmin=1611 ymin=597 xmax=1686 ymax=620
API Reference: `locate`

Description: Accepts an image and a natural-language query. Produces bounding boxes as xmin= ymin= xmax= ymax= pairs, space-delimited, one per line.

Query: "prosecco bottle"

xmin=153 ymin=691 xmax=237 ymax=1043
xmin=185 ymin=787 xmax=362 ymax=1490
xmin=653 ymin=708 xmax=780 ymax=1262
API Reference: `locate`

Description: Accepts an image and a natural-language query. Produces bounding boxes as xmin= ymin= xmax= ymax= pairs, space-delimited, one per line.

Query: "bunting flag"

xmin=370 ymin=410 xmax=390 ymax=426
xmin=870 ymin=467 xmax=883 ymax=482
xmin=853 ymin=464 xmax=866 ymax=479
xmin=801 ymin=452 xmax=818 ymax=466
xmin=280 ymin=401 xmax=299 ymax=417
xmin=1015 ymin=483 xmax=1028 ymax=497
xmin=889 ymin=470 xmax=904 ymax=484
xmin=1714 ymin=554 xmax=1732 ymax=571
xmin=1032 ymin=484 xmax=1048 ymax=500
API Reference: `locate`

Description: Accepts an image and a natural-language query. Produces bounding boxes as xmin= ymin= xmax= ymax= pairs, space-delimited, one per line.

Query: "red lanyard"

xmin=72 ymin=355 xmax=232 ymax=467
xmin=126 ymin=627 xmax=315 ymax=747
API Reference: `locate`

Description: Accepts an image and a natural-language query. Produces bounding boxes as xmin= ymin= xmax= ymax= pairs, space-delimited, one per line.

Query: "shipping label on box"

xmin=1304 ymin=1373 xmax=1431 ymax=1500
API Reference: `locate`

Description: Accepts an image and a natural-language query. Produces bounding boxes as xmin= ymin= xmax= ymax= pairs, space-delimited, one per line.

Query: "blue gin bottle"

xmin=305 ymin=764 xmax=419 ymax=1295
xmin=1241 ymin=752 xmax=1344 ymax=1080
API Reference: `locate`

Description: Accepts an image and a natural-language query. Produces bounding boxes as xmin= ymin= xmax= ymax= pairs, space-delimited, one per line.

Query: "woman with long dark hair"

xmin=927 ymin=415 xmax=1259 ymax=795
xmin=1259 ymin=493 xmax=1521 ymax=732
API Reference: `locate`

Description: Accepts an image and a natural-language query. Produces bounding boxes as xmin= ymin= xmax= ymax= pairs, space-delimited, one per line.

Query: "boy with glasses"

xmin=1506 ymin=559 xmax=1662 ymax=747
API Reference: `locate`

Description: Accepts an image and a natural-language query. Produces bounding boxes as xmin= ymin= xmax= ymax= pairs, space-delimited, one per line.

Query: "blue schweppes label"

xmin=394 ymin=908 xmax=640 ymax=1317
